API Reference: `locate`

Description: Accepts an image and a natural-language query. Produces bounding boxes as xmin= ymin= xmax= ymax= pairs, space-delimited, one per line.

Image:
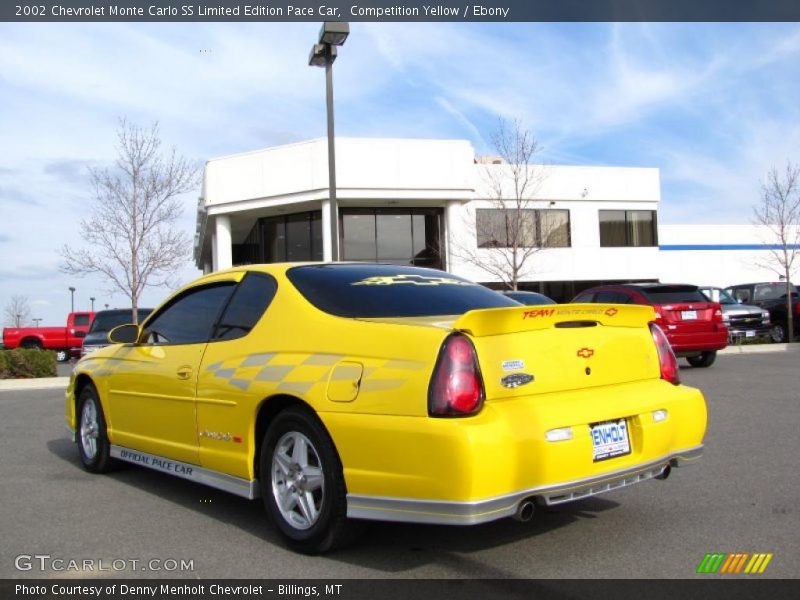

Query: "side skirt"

xmin=109 ymin=445 xmax=261 ymax=500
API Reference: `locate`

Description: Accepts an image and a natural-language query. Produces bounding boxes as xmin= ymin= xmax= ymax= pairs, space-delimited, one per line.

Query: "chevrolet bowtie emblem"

xmin=604 ymin=308 xmax=618 ymax=317
xmin=577 ymin=347 xmax=594 ymax=358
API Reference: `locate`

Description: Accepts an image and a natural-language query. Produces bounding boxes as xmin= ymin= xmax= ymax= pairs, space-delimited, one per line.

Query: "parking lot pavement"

xmin=1 ymin=349 xmax=798 ymax=579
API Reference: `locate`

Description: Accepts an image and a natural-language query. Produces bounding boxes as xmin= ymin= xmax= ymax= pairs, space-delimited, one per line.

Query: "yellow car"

xmin=66 ymin=263 xmax=706 ymax=553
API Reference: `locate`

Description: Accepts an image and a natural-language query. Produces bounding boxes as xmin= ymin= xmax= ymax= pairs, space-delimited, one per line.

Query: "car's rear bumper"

xmin=668 ymin=329 xmax=728 ymax=354
xmin=326 ymin=379 xmax=707 ymax=525
xmin=346 ymin=445 xmax=703 ymax=525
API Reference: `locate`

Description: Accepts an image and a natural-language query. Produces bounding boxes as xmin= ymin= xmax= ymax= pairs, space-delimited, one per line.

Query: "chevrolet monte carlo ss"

xmin=66 ymin=263 xmax=707 ymax=553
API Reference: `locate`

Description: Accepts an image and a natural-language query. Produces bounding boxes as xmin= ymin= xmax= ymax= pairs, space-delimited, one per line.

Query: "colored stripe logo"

xmin=696 ymin=552 xmax=773 ymax=574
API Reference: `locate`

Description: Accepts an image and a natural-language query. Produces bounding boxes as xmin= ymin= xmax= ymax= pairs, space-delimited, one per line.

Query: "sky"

xmin=1 ymin=21 xmax=800 ymax=324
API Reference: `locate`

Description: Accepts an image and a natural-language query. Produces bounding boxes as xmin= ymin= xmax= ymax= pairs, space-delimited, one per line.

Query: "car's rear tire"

xmin=259 ymin=406 xmax=358 ymax=554
xmin=77 ymin=384 xmax=115 ymax=473
xmin=20 ymin=338 xmax=42 ymax=350
xmin=769 ymin=323 xmax=787 ymax=344
xmin=686 ymin=351 xmax=717 ymax=368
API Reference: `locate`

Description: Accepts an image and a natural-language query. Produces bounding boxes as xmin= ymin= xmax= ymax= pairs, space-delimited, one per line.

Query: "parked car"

xmin=501 ymin=291 xmax=556 ymax=305
xmin=67 ymin=263 xmax=706 ymax=553
xmin=81 ymin=308 xmax=153 ymax=357
xmin=699 ymin=286 xmax=771 ymax=343
xmin=724 ymin=282 xmax=800 ymax=343
xmin=572 ymin=283 xmax=727 ymax=367
xmin=3 ymin=312 xmax=95 ymax=362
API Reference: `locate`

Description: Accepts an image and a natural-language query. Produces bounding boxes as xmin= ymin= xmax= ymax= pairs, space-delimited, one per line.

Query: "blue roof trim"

xmin=659 ymin=244 xmax=800 ymax=251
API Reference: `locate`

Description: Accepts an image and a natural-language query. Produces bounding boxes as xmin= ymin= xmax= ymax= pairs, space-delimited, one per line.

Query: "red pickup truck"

xmin=2 ymin=312 xmax=95 ymax=362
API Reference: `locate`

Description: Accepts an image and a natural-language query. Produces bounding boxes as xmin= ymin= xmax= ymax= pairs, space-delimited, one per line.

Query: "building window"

xmin=233 ymin=211 xmax=322 ymax=266
xmin=599 ymin=210 xmax=658 ymax=247
xmin=476 ymin=209 xmax=570 ymax=248
xmin=340 ymin=208 xmax=443 ymax=269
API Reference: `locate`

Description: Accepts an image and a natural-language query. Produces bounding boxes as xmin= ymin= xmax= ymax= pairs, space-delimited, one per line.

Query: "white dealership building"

xmin=194 ymin=137 xmax=789 ymax=302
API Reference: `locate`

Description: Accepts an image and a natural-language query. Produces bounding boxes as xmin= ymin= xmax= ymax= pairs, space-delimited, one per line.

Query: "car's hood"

xmin=721 ymin=303 xmax=764 ymax=315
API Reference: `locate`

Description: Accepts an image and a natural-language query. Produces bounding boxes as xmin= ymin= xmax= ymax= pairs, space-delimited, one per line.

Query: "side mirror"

xmin=108 ymin=324 xmax=140 ymax=344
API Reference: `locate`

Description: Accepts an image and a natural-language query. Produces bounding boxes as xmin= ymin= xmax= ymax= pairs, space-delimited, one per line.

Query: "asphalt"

xmin=0 ymin=349 xmax=798 ymax=579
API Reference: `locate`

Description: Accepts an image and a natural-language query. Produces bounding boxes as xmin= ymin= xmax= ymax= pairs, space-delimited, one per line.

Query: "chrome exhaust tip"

xmin=512 ymin=499 xmax=536 ymax=522
xmin=655 ymin=465 xmax=671 ymax=480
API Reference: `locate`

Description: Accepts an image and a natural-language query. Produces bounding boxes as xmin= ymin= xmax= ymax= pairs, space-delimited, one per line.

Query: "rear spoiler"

xmin=453 ymin=304 xmax=657 ymax=337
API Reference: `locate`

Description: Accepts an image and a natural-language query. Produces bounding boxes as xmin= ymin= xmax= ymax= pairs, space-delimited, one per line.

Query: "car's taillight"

xmin=428 ymin=334 xmax=485 ymax=417
xmin=712 ymin=304 xmax=724 ymax=323
xmin=650 ymin=323 xmax=680 ymax=385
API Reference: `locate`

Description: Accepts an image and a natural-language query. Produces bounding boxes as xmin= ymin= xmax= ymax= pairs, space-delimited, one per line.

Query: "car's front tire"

xmin=76 ymin=384 xmax=115 ymax=473
xmin=55 ymin=349 xmax=68 ymax=362
xmin=769 ymin=323 xmax=787 ymax=344
xmin=686 ymin=351 xmax=717 ymax=368
xmin=260 ymin=406 xmax=356 ymax=554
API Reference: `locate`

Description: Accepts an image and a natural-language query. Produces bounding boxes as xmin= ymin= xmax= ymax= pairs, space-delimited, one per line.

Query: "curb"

xmin=0 ymin=377 xmax=69 ymax=391
xmin=719 ymin=343 xmax=792 ymax=355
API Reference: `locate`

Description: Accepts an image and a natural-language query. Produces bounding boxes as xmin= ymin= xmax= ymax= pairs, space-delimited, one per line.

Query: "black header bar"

xmin=4 ymin=1 xmax=800 ymax=22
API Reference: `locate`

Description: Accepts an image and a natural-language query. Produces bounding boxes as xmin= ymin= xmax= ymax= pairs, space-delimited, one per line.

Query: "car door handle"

xmin=176 ymin=366 xmax=193 ymax=380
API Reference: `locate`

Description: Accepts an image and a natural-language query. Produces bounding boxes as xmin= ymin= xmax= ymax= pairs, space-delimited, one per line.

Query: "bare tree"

xmin=753 ymin=161 xmax=800 ymax=343
xmin=453 ymin=119 xmax=554 ymax=290
xmin=60 ymin=119 xmax=198 ymax=324
xmin=3 ymin=295 xmax=31 ymax=327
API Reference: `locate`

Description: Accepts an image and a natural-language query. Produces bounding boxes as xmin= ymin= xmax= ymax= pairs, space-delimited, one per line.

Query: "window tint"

xmin=599 ymin=210 xmax=657 ymax=247
xmin=74 ymin=314 xmax=91 ymax=326
xmin=213 ymin=273 xmax=277 ymax=341
xmin=754 ymin=283 xmax=798 ymax=301
xmin=728 ymin=288 xmax=751 ymax=303
xmin=89 ymin=309 xmax=152 ymax=333
xmin=573 ymin=292 xmax=595 ymax=303
xmin=142 ymin=284 xmax=234 ymax=345
xmin=287 ymin=264 xmax=519 ymax=318
xmin=594 ymin=291 xmax=632 ymax=304
xmin=639 ymin=286 xmax=708 ymax=304
xmin=476 ymin=209 xmax=570 ymax=248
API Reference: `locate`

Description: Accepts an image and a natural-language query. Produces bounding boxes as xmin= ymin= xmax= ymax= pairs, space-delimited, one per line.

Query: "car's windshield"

xmin=88 ymin=309 xmax=151 ymax=333
xmin=287 ymin=264 xmax=519 ymax=318
xmin=716 ymin=289 xmax=737 ymax=305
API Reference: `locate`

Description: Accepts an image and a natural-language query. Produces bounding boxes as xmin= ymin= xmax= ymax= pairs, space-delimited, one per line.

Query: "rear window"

xmin=287 ymin=264 xmax=519 ymax=318
xmin=73 ymin=314 xmax=91 ymax=326
xmin=640 ymin=286 xmax=708 ymax=304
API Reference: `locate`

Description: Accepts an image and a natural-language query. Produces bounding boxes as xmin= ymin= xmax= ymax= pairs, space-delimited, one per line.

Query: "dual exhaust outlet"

xmin=510 ymin=464 xmax=672 ymax=523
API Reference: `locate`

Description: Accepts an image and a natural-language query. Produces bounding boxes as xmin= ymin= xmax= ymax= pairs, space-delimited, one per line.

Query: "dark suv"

xmin=725 ymin=282 xmax=799 ymax=343
xmin=572 ymin=283 xmax=728 ymax=367
xmin=80 ymin=308 xmax=152 ymax=357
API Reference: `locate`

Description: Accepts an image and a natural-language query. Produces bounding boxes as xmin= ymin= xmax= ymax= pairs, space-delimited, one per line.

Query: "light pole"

xmin=33 ymin=318 xmax=42 ymax=327
xmin=309 ymin=21 xmax=349 ymax=262
xmin=104 ymin=303 xmax=109 ymax=310
xmin=90 ymin=297 xmax=95 ymax=311
xmin=15 ymin=313 xmax=22 ymax=327
xmin=68 ymin=286 xmax=76 ymax=313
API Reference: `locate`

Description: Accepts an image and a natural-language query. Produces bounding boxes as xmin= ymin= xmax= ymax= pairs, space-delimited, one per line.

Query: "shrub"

xmin=0 ymin=349 xmax=58 ymax=379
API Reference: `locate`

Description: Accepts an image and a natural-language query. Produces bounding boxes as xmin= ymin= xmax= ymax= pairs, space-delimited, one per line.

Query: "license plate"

xmin=590 ymin=419 xmax=631 ymax=462
xmin=681 ymin=310 xmax=698 ymax=320
xmin=746 ymin=330 xmax=755 ymax=337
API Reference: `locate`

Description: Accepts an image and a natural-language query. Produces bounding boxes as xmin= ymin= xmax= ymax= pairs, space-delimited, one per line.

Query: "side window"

xmin=730 ymin=288 xmax=750 ymax=303
xmin=213 ymin=273 xmax=278 ymax=341
xmin=574 ymin=292 xmax=596 ymax=303
xmin=74 ymin=314 xmax=90 ymax=326
xmin=142 ymin=283 xmax=235 ymax=345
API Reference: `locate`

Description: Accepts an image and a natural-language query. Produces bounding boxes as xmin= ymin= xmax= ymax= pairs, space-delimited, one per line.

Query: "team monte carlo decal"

xmin=523 ymin=308 xmax=555 ymax=319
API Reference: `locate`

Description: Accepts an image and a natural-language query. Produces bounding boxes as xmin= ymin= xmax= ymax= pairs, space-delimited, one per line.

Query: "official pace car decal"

xmin=351 ymin=274 xmax=475 ymax=286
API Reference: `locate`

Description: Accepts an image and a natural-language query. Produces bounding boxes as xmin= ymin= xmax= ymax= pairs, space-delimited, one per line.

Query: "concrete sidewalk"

xmin=0 ymin=377 xmax=69 ymax=391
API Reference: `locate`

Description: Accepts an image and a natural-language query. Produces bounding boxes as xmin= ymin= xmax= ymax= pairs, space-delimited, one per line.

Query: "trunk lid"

xmin=453 ymin=303 xmax=661 ymax=399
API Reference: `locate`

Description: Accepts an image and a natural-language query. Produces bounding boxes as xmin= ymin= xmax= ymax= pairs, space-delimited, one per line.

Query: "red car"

xmin=2 ymin=312 xmax=95 ymax=362
xmin=572 ymin=284 xmax=727 ymax=367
